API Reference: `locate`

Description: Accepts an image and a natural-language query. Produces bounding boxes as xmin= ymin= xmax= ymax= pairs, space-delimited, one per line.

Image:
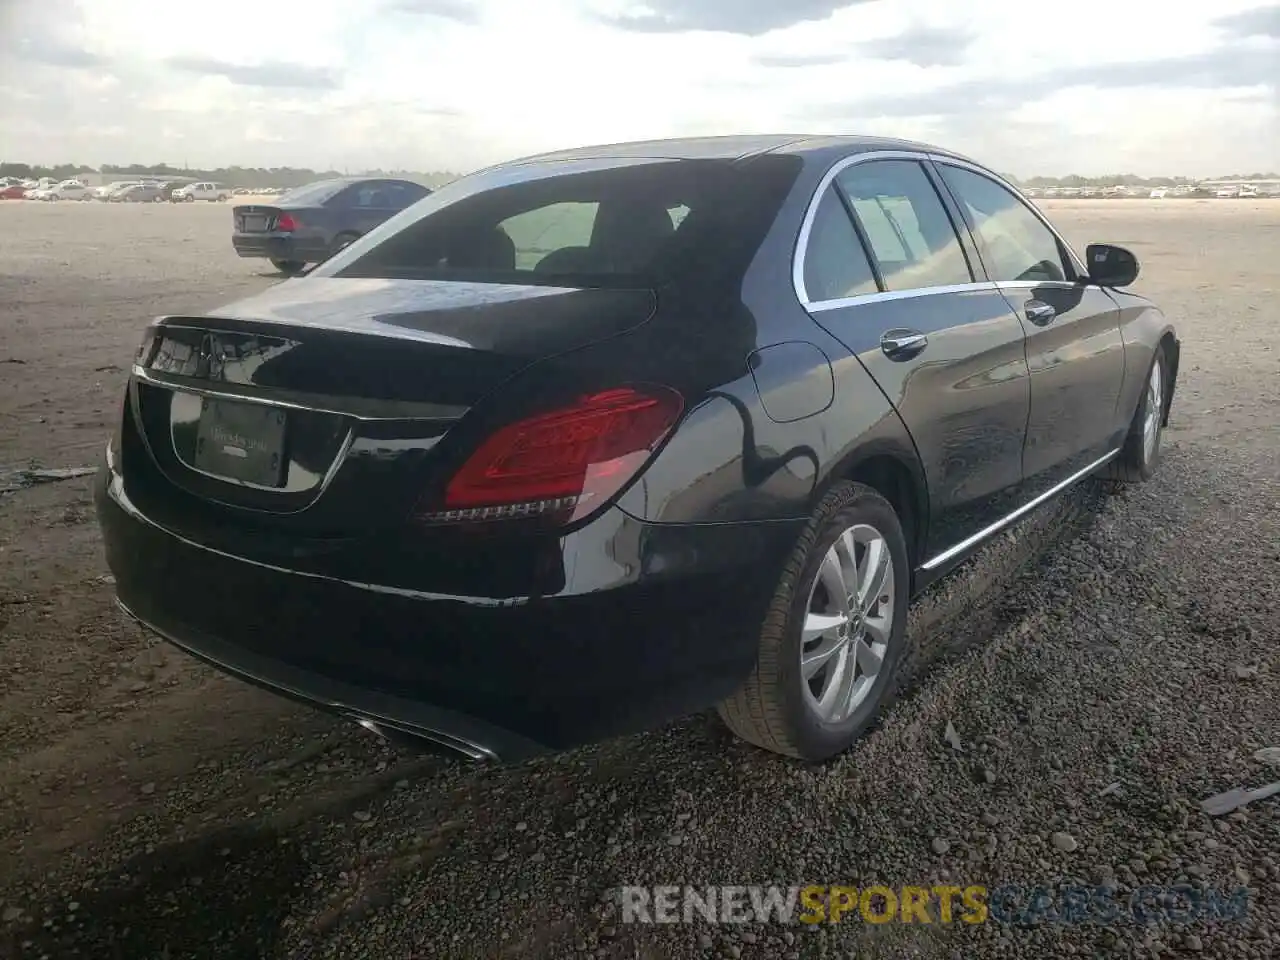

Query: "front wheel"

xmin=270 ymin=259 xmax=307 ymax=276
xmin=1106 ymin=346 xmax=1168 ymax=484
xmin=718 ymin=481 xmax=910 ymax=761
xmin=185 ymin=195 xmax=195 ymax=203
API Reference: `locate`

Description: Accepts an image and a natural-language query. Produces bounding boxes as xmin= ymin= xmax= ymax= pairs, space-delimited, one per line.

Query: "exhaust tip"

xmin=345 ymin=713 xmax=497 ymax=762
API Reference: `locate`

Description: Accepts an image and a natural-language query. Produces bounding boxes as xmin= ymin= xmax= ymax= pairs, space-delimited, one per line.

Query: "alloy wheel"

xmin=1142 ymin=358 xmax=1162 ymax=462
xmin=800 ymin=523 xmax=895 ymax=724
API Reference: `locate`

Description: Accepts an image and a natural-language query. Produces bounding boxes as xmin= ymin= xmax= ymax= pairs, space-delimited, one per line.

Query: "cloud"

xmin=752 ymin=52 xmax=848 ymax=68
xmin=1216 ymin=4 xmax=1280 ymax=39
xmin=858 ymin=24 xmax=976 ymax=67
xmin=164 ymin=56 xmax=342 ymax=90
xmin=811 ymin=46 xmax=1278 ymax=122
xmin=7 ymin=37 xmax=107 ymax=69
xmin=1 ymin=0 xmax=1277 ymax=178
xmin=601 ymin=0 xmax=878 ymax=36
xmin=382 ymin=0 xmax=481 ymax=22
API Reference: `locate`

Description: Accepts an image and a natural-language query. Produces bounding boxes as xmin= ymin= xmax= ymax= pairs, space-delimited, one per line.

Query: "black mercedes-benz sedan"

xmin=96 ymin=135 xmax=1180 ymax=763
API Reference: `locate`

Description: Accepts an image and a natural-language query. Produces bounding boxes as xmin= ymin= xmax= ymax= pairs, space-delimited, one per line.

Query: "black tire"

xmin=1106 ymin=345 xmax=1168 ymax=484
xmin=718 ymin=481 xmax=911 ymax=761
xmin=270 ymin=259 xmax=307 ymax=276
xmin=331 ymin=232 xmax=359 ymax=256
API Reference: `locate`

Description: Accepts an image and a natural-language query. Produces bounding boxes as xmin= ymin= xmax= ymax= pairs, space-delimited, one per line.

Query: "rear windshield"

xmin=314 ymin=155 xmax=802 ymax=288
xmin=276 ymin=179 xmax=347 ymax=206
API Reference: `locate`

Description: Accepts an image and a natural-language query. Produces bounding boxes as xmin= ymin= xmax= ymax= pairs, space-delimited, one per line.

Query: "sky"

xmin=1 ymin=0 xmax=1277 ymax=178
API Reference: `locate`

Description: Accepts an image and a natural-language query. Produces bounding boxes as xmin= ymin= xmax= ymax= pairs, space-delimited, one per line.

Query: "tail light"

xmin=416 ymin=386 xmax=684 ymax=526
xmin=275 ymin=212 xmax=298 ymax=231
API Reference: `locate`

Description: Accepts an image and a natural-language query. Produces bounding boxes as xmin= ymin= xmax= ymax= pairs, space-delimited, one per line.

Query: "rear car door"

xmin=339 ymin=181 xmax=423 ymax=234
xmin=798 ymin=155 xmax=1032 ymax=558
xmin=932 ymin=161 xmax=1128 ymax=492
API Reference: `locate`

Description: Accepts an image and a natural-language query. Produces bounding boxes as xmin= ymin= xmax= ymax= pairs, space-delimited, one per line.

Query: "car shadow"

xmin=7 ymin=823 xmax=308 ymax=959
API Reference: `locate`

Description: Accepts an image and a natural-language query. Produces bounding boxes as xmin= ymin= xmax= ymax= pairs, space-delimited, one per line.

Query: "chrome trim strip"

xmin=104 ymin=474 xmax=531 ymax=608
xmin=806 ymin=281 xmax=999 ymax=313
xmin=792 ymin=148 xmax=1094 ymax=311
xmin=924 ymin=154 xmax=1090 ymax=279
xmin=919 ymin=448 xmax=1120 ymax=572
xmin=132 ymin=364 xmax=467 ymax=423
xmin=995 ymin=280 xmax=1082 ymax=292
xmin=792 ymin=149 xmax=932 ymax=309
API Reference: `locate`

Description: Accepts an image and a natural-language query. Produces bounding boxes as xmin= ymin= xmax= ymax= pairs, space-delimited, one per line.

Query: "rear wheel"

xmin=331 ymin=232 xmax=360 ymax=256
xmin=1106 ymin=346 xmax=1168 ymax=484
xmin=718 ymin=482 xmax=910 ymax=761
xmin=270 ymin=259 xmax=307 ymax=276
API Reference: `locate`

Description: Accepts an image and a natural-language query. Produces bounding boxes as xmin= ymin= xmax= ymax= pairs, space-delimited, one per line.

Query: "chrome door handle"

xmin=880 ymin=330 xmax=928 ymax=360
xmin=1025 ymin=300 xmax=1057 ymax=325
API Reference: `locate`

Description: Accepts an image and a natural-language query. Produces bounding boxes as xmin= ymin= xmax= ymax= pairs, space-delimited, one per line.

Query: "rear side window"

xmin=937 ymin=165 xmax=1070 ymax=283
xmin=276 ymin=179 xmax=346 ymax=206
xmin=347 ymin=181 xmax=428 ymax=209
xmin=500 ymin=201 xmax=598 ymax=270
xmin=802 ymin=187 xmax=878 ymax=302
xmin=835 ymin=160 xmax=972 ymax=292
xmin=321 ymin=155 xmax=803 ymax=288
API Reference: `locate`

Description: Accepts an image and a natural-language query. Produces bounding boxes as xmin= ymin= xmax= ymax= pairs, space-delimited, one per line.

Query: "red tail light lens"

xmin=275 ymin=213 xmax=298 ymax=231
xmin=417 ymin=386 xmax=683 ymax=525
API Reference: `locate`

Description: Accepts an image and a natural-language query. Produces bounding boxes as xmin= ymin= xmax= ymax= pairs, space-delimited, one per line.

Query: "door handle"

xmin=1024 ymin=300 xmax=1057 ymax=325
xmin=880 ymin=329 xmax=928 ymax=360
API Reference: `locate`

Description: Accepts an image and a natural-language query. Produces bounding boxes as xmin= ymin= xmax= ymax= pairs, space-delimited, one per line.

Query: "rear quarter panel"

xmin=615 ymin=148 xmax=925 ymax=529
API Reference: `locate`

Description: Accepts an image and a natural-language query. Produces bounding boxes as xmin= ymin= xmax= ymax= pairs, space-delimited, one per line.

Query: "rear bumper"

xmin=232 ymin=233 xmax=329 ymax=263
xmin=95 ymin=459 xmax=799 ymax=761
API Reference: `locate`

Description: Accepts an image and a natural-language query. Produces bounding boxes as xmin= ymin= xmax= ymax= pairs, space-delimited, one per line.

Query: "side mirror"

xmin=1085 ymin=243 xmax=1139 ymax=288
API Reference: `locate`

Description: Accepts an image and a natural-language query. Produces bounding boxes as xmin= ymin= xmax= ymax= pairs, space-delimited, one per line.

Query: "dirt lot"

xmin=0 ymin=199 xmax=1277 ymax=960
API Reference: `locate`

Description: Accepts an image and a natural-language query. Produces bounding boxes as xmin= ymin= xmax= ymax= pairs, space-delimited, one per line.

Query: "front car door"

xmin=796 ymin=153 xmax=1032 ymax=560
xmin=931 ymin=160 xmax=1129 ymax=493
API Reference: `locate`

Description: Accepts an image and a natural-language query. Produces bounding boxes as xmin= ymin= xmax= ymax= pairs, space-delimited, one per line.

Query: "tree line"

xmin=5 ymin=161 xmax=1277 ymax=190
xmin=0 ymin=161 xmax=464 ymax=189
xmin=1016 ymin=172 xmax=1279 ymax=187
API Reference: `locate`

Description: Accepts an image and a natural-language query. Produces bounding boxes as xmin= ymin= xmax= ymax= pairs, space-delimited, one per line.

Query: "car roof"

xmin=500 ymin=134 xmax=980 ymax=167
xmin=325 ymin=176 xmax=422 ymax=186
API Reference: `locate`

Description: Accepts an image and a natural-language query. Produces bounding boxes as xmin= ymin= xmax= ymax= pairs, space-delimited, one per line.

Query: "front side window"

xmin=802 ymin=186 xmax=878 ymax=302
xmin=937 ymin=165 xmax=1070 ymax=283
xmin=835 ymin=160 xmax=972 ymax=292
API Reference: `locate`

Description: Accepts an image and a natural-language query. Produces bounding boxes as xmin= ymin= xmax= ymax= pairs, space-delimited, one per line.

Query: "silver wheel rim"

xmin=801 ymin=523 xmax=895 ymax=724
xmin=1142 ymin=359 xmax=1162 ymax=462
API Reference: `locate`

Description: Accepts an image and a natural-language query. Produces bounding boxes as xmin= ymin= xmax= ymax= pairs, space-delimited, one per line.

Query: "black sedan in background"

xmin=97 ymin=135 xmax=1179 ymax=763
xmin=231 ymin=177 xmax=432 ymax=276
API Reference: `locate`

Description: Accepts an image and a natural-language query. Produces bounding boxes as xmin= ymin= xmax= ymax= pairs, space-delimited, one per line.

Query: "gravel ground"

xmin=0 ymin=199 xmax=1277 ymax=960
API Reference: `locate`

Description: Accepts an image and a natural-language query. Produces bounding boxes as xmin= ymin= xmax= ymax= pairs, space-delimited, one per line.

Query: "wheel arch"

xmin=1157 ymin=329 xmax=1179 ymax=426
xmin=822 ymin=442 xmax=929 ymax=578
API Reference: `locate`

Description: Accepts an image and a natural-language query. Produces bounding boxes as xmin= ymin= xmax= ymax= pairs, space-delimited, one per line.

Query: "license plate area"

xmin=242 ymin=215 xmax=267 ymax=231
xmin=193 ymin=398 xmax=288 ymax=487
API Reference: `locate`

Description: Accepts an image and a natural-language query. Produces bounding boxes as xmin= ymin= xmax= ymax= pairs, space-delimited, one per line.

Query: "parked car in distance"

xmin=97 ymin=135 xmax=1180 ymax=764
xmin=172 ymin=182 xmax=231 ymax=202
xmin=94 ymin=181 xmax=136 ymax=200
xmin=46 ymin=179 xmax=91 ymax=201
xmin=0 ymin=183 xmax=29 ymax=199
xmin=114 ymin=182 xmax=166 ymax=203
xmin=230 ymin=176 xmax=432 ymax=275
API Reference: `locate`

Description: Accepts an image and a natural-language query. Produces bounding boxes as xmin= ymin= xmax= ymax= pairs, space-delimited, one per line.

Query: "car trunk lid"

xmin=124 ymin=277 xmax=657 ymax=537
